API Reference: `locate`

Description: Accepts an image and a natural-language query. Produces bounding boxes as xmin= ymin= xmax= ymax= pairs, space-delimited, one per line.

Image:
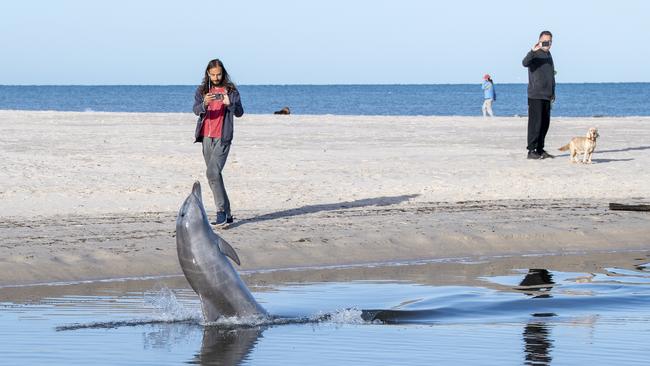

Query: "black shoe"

xmin=538 ymin=150 xmax=555 ymax=159
xmin=527 ymin=151 xmax=542 ymax=160
xmin=211 ymin=211 xmax=227 ymax=226
xmin=226 ymin=216 xmax=234 ymax=224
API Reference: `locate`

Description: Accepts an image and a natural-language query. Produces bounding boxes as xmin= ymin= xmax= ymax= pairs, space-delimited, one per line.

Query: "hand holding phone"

xmin=204 ymin=93 xmax=223 ymax=105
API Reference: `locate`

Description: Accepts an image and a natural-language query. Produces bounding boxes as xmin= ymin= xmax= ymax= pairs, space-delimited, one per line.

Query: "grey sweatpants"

xmin=202 ymin=137 xmax=231 ymax=216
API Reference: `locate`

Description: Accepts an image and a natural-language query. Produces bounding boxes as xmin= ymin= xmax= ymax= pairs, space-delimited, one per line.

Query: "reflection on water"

xmin=192 ymin=326 xmax=263 ymax=366
xmin=518 ymin=269 xmax=555 ymax=298
xmin=634 ymin=262 xmax=649 ymax=272
xmin=517 ymin=269 xmax=557 ymax=365
xmin=143 ymin=322 xmax=198 ymax=351
xmin=523 ymin=322 xmax=553 ymax=366
xmin=1 ymin=252 xmax=650 ymax=365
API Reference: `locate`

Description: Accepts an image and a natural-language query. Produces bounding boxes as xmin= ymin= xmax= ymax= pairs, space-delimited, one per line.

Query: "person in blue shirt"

xmin=481 ymin=74 xmax=496 ymax=117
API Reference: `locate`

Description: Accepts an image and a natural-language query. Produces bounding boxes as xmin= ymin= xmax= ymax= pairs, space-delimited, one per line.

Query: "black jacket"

xmin=192 ymin=87 xmax=244 ymax=144
xmin=522 ymin=50 xmax=556 ymax=101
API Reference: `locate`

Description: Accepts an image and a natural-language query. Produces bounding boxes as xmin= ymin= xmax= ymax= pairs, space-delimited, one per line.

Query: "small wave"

xmin=56 ymin=308 xmax=375 ymax=332
xmin=201 ymin=310 xmax=361 ymax=328
xmin=55 ymin=286 xmax=385 ymax=331
xmin=56 ymin=318 xmax=198 ymax=331
xmin=201 ymin=308 xmax=378 ymax=328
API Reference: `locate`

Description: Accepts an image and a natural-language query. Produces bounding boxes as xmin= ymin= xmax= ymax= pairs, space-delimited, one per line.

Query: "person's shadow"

xmin=228 ymin=194 xmax=419 ymax=229
xmin=597 ymin=145 xmax=650 ymax=154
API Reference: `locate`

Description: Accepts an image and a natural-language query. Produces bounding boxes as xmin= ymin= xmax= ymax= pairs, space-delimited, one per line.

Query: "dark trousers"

xmin=202 ymin=137 xmax=231 ymax=216
xmin=527 ymin=98 xmax=551 ymax=153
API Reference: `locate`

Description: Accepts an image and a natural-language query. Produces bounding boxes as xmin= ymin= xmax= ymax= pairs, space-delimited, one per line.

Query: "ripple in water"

xmin=4 ymin=257 xmax=650 ymax=366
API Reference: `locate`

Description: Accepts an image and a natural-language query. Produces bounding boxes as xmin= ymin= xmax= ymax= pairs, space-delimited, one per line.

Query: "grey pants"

xmin=202 ymin=137 xmax=231 ymax=216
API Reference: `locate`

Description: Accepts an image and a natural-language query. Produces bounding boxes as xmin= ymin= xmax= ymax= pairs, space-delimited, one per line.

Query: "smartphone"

xmin=541 ymin=41 xmax=550 ymax=47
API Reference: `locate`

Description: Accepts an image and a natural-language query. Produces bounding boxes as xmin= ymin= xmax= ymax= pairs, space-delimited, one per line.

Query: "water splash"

xmin=203 ymin=314 xmax=273 ymax=328
xmin=193 ymin=308 xmax=372 ymax=329
xmin=145 ymin=285 xmax=201 ymax=322
xmin=318 ymin=308 xmax=369 ymax=324
xmin=56 ymin=286 xmax=202 ymax=331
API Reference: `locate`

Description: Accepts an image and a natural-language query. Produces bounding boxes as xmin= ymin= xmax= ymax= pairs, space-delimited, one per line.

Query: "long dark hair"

xmin=199 ymin=59 xmax=236 ymax=95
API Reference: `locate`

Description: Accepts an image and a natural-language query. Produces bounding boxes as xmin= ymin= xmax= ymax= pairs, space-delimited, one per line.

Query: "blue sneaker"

xmin=211 ymin=211 xmax=227 ymax=226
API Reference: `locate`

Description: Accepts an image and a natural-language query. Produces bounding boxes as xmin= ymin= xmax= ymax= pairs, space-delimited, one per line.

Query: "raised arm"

xmin=522 ymin=50 xmax=541 ymax=67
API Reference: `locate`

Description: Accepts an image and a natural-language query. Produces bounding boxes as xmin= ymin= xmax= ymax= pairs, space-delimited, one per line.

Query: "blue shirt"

xmin=482 ymin=80 xmax=495 ymax=100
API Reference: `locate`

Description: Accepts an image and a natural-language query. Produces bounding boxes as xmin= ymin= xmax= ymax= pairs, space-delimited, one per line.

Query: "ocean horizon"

xmin=1 ymin=82 xmax=649 ymax=117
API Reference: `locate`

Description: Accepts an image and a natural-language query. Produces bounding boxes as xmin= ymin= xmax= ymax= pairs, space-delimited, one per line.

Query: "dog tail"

xmin=558 ymin=143 xmax=570 ymax=151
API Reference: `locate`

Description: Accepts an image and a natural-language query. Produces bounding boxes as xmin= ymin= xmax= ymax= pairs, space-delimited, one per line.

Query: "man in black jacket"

xmin=522 ymin=30 xmax=556 ymax=160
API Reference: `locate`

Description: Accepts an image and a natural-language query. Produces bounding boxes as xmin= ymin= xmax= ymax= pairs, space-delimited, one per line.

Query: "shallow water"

xmin=1 ymin=253 xmax=650 ymax=365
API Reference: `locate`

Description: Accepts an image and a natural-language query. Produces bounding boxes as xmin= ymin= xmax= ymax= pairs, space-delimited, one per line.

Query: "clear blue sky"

xmin=2 ymin=0 xmax=649 ymax=85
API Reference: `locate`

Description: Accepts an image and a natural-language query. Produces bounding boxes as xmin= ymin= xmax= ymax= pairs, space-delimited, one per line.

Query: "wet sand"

xmin=2 ymin=250 xmax=648 ymax=303
xmin=1 ymin=111 xmax=649 ymax=286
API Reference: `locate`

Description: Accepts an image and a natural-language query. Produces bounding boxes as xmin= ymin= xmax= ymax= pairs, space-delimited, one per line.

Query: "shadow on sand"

xmin=553 ymin=155 xmax=635 ymax=164
xmin=590 ymin=158 xmax=634 ymax=164
xmin=553 ymin=144 xmax=650 ymax=162
xmin=227 ymin=194 xmax=419 ymax=229
xmin=597 ymin=145 xmax=650 ymax=154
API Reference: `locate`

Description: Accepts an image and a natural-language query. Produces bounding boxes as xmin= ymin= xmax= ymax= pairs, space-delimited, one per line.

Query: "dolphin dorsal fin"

xmin=217 ymin=237 xmax=241 ymax=266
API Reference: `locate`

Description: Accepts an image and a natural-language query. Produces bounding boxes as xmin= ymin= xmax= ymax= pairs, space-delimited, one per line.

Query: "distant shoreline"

xmin=2 ymin=83 xmax=649 ymax=117
xmin=2 ymin=82 xmax=650 ymax=87
xmin=3 ymin=109 xmax=650 ymax=119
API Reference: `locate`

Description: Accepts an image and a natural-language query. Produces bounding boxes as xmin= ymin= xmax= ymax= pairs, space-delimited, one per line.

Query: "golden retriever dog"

xmin=558 ymin=127 xmax=600 ymax=163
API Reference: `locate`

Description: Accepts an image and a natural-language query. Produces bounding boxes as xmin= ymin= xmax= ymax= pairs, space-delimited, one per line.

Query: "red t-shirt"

xmin=200 ymin=87 xmax=226 ymax=138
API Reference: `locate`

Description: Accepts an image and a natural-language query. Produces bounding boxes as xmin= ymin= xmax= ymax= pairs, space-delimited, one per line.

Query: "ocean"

xmin=0 ymin=83 xmax=648 ymax=117
xmin=2 ymin=254 xmax=650 ymax=365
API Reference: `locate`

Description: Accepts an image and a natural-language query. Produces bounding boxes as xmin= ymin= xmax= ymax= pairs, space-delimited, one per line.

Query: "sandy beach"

xmin=1 ymin=110 xmax=649 ymax=286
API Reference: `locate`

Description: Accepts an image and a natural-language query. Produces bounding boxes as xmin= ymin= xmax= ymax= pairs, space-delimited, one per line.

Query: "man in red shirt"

xmin=192 ymin=59 xmax=244 ymax=226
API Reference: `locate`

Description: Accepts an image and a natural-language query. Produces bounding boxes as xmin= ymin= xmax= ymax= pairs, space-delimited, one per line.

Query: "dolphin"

xmin=176 ymin=181 xmax=268 ymax=322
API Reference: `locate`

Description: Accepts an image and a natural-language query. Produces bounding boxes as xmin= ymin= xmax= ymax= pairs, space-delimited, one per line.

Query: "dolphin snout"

xmin=178 ymin=182 xmax=203 ymax=218
xmin=192 ymin=181 xmax=202 ymax=200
